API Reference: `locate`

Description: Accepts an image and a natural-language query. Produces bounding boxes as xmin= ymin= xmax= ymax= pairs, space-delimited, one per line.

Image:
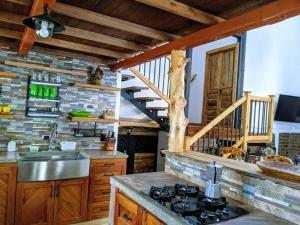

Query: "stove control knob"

xmin=208 ymin=212 xmax=216 ymax=219
xmin=216 ymin=209 xmax=223 ymax=218
xmin=223 ymin=207 xmax=230 ymax=215
xmin=200 ymin=212 xmax=208 ymax=223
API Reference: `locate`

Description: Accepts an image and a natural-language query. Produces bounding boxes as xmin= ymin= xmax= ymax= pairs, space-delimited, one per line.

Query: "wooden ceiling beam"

xmin=0 ymin=28 xmax=130 ymax=59
xmin=111 ymin=0 xmax=300 ymax=71
xmin=53 ymin=2 xmax=181 ymax=42
xmin=0 ymin=10 xmax=150 ymax=51
xmin=18 ymin=0 xmax=56 ymax=55
xmin=135 ymin=0 xmax=225 ymax=24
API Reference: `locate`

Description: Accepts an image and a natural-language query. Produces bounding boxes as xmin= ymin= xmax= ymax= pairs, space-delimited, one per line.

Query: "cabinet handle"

xmin=55 ymin=184 xmax=60 ymax=197
xmin=104 ymin=163 xmax=115 ymax=166
xmin=104 ymin=173 xmax=115 ymax=176
xmin=124 ymin=214 xmax=133 ymax=222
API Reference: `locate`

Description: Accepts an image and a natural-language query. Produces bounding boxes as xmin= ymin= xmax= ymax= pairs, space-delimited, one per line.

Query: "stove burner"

xmin=198 ymin=193 xmax=227 ymax=212
xmin=175 ymin=184 xmax=200 ymax=197
xmin=171 ymin=197 xmax=202 ymax=216
xmin=149 ymin=186 xmax=176 ymax=202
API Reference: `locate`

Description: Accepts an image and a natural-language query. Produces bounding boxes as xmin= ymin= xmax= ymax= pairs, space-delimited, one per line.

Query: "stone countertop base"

xmin=0 ymin=150 xmax=127 ymax=163
xmin=110 ymin=172 xmax=296 ymax=225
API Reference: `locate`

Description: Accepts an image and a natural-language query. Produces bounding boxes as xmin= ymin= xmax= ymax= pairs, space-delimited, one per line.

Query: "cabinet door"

xmin=15 ymin=181 xmax=55 ymax=225
xmin=114 ymin=192 xmax=142 ymax=225
xmin=142 ymin=211 xmax=164 ymax=225
xmin=53 ymin=177 xmax=89 ymax=225
xmin=0 ymin=163 xmax=16 ymax=225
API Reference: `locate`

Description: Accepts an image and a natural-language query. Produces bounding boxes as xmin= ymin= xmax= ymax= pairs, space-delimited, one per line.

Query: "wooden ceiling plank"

xmin=111 ymin=0 xmax=300 ymax=70
xmin=18 ymin=0 xmax=57 ymax=55
xmin=0 ymin=10 xmax=149 ymax=51
xmin=0 ymin=27 xmax=130 ymax=59
xmin=135 ymin=0 xmax=225 ymax=24
xmin=53 ymin=2 xmax=181 ymax=41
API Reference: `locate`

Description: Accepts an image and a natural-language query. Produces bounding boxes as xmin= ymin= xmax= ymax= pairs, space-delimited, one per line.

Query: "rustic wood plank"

xmin=19 ymin=0 xmax=57 ymax=55
xmin=0 ymin=71 xmax=16 ymax=79
xmin=119 ymin=118 xmax=160 ymax=128
xmin=71 ymin=82 xmax=120 ymax=92
xmin=0 ymin=113 xmax=14 ymax=119
xmin=136 ymin=0 xmax=225 ymax=24
xmin=70 ymin=117 xmax=118 ymax=123
xmin=4 ymin=60 xmax=87 ymax=76
xmin=111 ymin=0 xmax=300 ymax=70
xmin=53 ymin=2 xmax=181 ymax=42
xmin=130 ymin=67 xmax=170 ymax=104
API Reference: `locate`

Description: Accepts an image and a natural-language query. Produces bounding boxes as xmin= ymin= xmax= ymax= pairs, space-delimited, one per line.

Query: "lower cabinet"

xmin=0 ymin=163 xmax=17 ymax=225
xmin=114 ymin=192 xmax=165 ymax=225
xmin=15 ymin=177 xmax=89 ymax=225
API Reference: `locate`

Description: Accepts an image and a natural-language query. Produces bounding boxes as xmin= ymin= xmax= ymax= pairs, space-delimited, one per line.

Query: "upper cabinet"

xmin=0 ymin=163 xmax=17 ymax=225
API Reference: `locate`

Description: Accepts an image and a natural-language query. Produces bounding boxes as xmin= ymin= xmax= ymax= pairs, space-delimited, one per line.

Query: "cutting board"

xmin=256 ymin=161 xmax=300 ymax=182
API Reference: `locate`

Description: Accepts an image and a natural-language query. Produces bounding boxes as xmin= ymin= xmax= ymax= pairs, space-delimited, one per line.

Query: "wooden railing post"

xmin=168 ymin=50 xmax=190 ymax=152
xmin=268 ymin=95 xmax=275 ymax=142
xmin=242 ymin=91 xmax=251 ymax=151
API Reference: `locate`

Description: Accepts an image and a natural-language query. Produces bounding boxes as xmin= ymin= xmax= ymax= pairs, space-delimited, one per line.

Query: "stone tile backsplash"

xmin=0 ymin=48 xmax=118 ymax=151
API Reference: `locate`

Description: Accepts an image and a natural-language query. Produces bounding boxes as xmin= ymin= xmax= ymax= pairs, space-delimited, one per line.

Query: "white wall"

xmin=244 ymin=15 xmax=300 ymax=150
xmin=188 ymin=37 xmax=237 ymax=124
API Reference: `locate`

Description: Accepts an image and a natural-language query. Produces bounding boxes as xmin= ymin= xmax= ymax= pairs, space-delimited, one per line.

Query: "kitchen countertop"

xmin=110 ymin=172 xmax=296 ymax=225
xmin=0 ymin=150 xmax=127 ymax=163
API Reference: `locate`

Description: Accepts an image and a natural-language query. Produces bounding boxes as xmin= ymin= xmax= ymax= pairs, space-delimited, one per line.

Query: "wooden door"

xmin=142 ymin=211 xmax=164 ymax=225
xmin=15 ymin=181 xmax=55 ymax=225
xmin=0 ymin=163 xmax=16 ymax=225
xmin=203 ymin=43 xmax=239 ymax=124
xmin=53 ymin=177 xmax=89 ymax=225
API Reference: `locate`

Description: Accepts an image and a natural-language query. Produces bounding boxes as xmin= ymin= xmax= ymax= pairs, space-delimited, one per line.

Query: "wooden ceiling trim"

xmin=0 ymin=27 xmax=130 ymax=59
xmin=53 ymin=2 xmax=181 ymax=42
xmin=135 ymin=0 xmax=225 ymax=24
xmin=0 ymin=10 xmax=149 ymax=51
xmin=111 ymin=0 xmax=300 ymax=70
xmin=19 ymin=0 xmax=56 ymax=55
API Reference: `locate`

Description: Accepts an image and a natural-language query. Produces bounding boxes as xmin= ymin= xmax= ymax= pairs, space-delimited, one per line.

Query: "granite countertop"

xmin=111 ymin=172 xmax=296 ymax=225
xmin=0 ymin=150 xmax=127 ymax=163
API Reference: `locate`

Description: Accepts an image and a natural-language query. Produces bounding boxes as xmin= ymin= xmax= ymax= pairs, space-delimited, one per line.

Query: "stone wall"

xmin=0 ymin=48 xmax=118 ymax=151
xmin=164 ymin=152 xmax=300 ymax=225
xmin=279 ymin=133 xmax=300 ymax=160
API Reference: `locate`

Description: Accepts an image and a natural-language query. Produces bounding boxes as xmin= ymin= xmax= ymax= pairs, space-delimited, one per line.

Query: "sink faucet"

xmin=48 ymin=123 xmax=58 ymax=151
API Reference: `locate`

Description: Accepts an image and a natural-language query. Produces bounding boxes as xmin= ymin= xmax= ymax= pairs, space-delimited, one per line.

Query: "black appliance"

xmin=148 ymin=184 xmax=248 ymax=224
xmin=275 ymin=94 xmax=300 ymax=123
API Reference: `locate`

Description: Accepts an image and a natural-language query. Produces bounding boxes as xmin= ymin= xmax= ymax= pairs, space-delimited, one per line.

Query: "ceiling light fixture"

xmin=23 ymin=3 xmax=65 ymax=38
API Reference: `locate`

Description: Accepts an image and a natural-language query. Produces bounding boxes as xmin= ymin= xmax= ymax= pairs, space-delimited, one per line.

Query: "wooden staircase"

xmin=185 ymin=92 xmax=275 ymax=154
xmin=121 ymin=56 xmax=171 ymax=128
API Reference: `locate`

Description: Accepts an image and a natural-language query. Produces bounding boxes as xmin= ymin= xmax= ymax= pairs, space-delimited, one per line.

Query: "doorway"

xmin=202 ymin=43 xmax=239 ymax=124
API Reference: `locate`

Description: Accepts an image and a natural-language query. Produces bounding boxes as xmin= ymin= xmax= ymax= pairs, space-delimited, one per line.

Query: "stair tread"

xmin=158 ymin=115 xmax=169 ymax=118
xmin=135 ymin=96 xmax=161 ymax=101
xmin=146 ymin=106 xmax=168 ymax=111
xmin=122 ymin=86 xmax=149 ymax=92
xmin=122 ymin=74 xmax=135 ymax=81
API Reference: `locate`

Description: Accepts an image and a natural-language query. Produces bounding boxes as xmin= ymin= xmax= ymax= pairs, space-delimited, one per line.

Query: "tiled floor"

xmin=73 ymin=218 xmax=108 ymax=225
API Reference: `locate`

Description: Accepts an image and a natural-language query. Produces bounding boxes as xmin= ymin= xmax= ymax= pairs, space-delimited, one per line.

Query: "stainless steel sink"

xmin=17 ymin=151 xmax=90 ymax=181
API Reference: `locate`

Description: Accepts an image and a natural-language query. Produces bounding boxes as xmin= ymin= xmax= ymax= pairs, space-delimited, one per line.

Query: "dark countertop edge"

xmin=163 ymin=150 xmax=300 ymax=190
xmin=111 ymin=176 xmax=190 ymax=225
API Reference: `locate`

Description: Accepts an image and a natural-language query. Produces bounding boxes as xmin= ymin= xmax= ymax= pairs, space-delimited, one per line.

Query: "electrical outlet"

xmin=43 ymin=135 xmax=50 ymax=140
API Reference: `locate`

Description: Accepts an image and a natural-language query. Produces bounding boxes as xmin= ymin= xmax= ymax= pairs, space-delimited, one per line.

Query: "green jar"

xmin=49 ymin=87 xmax=57 ymax=99
xmin=37 ymin=85 xmax=43 ymax=98
xmin=43 ymin=86 xmax=50 ymax=98
xmin=30 ymin=84 xmax=37 ymax=97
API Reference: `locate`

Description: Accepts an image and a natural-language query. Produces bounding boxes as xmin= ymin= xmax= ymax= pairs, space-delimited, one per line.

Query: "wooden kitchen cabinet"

xmin=87 ymin=158 xmax=126 ymax=220
xmin=142 ymin=211 xmax=164 ymax=225
xmin=15 ymin=177 xmax=89 ymax=225
xmin=0 ymin=163 xmax=17 ymax=225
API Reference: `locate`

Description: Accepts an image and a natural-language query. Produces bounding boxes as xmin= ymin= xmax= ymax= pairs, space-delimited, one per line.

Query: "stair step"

xmin=146 ymin=106 xmax=168 ymax=111
xmin=158 ymin=115 xmax=169 ymax=119
xmin=122 ymin=74 xmax=135 ymax=81
xmin=135 ymin=96 xmax=161 ymax=102
xmin=122 ymin=86 xmax=149 ymax=92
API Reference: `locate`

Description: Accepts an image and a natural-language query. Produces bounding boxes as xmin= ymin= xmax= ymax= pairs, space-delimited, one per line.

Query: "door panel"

xmin=203 ymin=43 xmax=239 ymax=124
xmin=53 ymin=177 xmax=88 ymax=225
xmin=15 ymin=181 xmax=54 ymax=225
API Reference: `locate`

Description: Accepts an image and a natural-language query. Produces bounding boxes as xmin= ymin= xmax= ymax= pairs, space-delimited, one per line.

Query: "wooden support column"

xmin=242 ymin=91 xmax=251 ymax=151
xmin=268 ymin=95 xmax=275 ymax=142
xmin=168 ymin=50 xmax=189 ymax=152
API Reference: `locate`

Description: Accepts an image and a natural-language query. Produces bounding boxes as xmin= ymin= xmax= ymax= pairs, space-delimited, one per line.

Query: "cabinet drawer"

xmin=91 ymin=159 xmax=126 ymax=167
xmin=91 ymin=166 xmax=125 ymax=184
xmin=89 ymin=184 xmax=111 ymax=202
xmin=87 ymin=201 xmax=109 ymax=220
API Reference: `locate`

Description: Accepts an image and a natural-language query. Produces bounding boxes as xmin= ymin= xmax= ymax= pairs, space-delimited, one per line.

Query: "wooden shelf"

xmin=71 ymin=82 xmax=120 ymax=92
xmin=4 ymin=60 xmax=87 ymax=77
xmin=0 ymin=113 xmax=14 ymax=119
xmin=119 ymin=118 xmax=160 ymax=128
xmin=70 ymin=116 xmax=118 ymax=123
xmin=0 ymin=71 xmax=16 ymax=79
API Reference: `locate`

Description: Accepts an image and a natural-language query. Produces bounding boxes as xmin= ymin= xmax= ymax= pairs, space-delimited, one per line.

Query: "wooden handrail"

xmin=188 ymin=95 xmax=247 ymax=146
xmin=130 ymin=67 xmax=171 ymax=104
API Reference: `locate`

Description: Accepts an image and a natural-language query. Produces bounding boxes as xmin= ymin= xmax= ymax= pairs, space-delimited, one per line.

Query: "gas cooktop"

xmin=148 ymin=184 xmax=248 ymax=224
